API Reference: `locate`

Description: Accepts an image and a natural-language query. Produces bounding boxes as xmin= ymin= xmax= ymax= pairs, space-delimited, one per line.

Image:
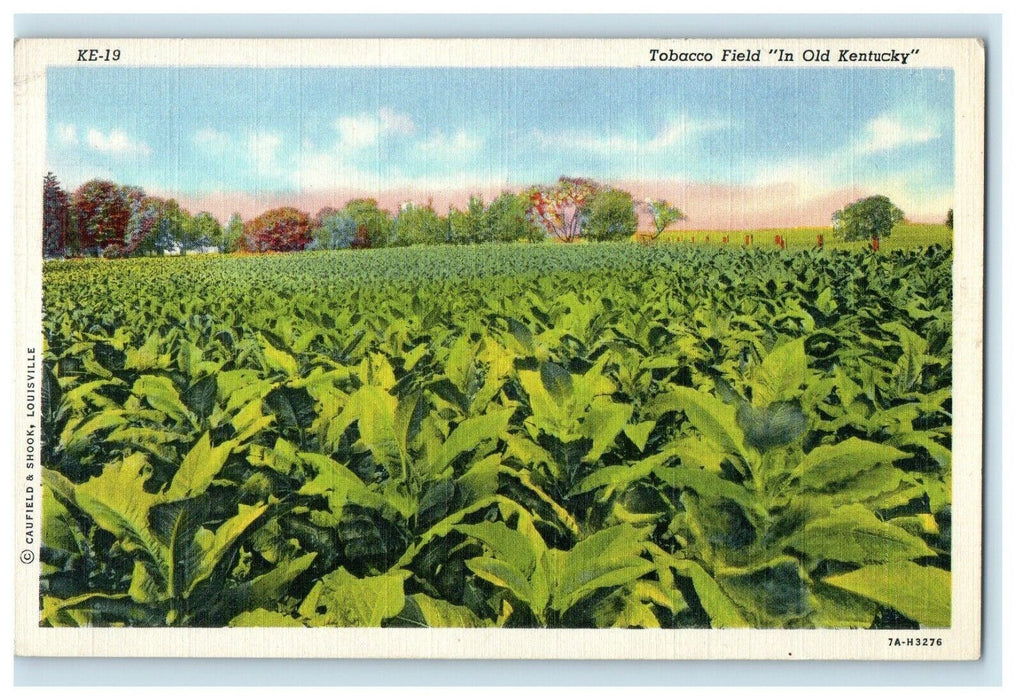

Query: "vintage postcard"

xmin=13 ymin=38 xmax=984 ymax=659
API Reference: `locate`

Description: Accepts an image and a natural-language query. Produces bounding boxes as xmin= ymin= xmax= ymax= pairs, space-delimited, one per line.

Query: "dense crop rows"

xmin=40 ymin=242 xmax=952 ymax=629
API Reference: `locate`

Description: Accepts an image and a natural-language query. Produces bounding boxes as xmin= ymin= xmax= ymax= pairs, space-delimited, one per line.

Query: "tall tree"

xmin=393 ymin=203 xmax=446 ymax=247
xmin=191 ymin=212 xmax=223 ymax=252
xmin=244 ymin=207 xmax=312 ymax=252
xmin=831 ymin=195 xmax=905 ymax=242
xmin=42 ymin=173 xmax=70 ymax=257
xmin=224 ymin=213 xmax=246 ymax=252
xmin=644 ymin=198 xmax=686 ymax=240
xmin=341 ymin=199 xmax=391 ymax=249
xmin=308 ymin=209 xmax=357 ymax=250
xmin=524 ymin=177 xmax=600 ymax=242
xmin=486 ymin=191 xmax=543 ymax=243
xmin=123 ymin=196 xmax=169 ymax=256
xmin=156 ymin=199 xmax=194 ymax=255
xmin=582 ymin=188 xmax=638 ymax=241
xmin=449 ymin=196 xmax=487 ymax=245
xmin=72 ymin=179 xmax=135 ymax=254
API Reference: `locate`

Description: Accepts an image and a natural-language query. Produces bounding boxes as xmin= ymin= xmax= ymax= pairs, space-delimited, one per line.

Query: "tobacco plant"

xmin=40 ymin=243 xmax=953 ymax=628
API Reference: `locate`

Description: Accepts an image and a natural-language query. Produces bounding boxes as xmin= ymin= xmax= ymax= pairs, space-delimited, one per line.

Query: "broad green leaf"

xmin=456 ymin=454 xmax=506 ymax=501
xmin=231 ymin=398 xmax=276 ymax=443
xmin=752 ymin=338 xmax=806 ymax=406
xmin=132 ymin=375 xmax=192 ymax=425
xmin=456 ymin=521 xmax=538 ymax=575
xmin=623 ymin=421 xmax=657 ymax=452
xmin=189 ymin=503 xmax=268 ymax=596
xmin=394 ymin=390 xmax=426 ymax=464
xmin=668 ymin=559 xmax=748 ymax=627
xmin=466 ymin=556 xmax=540 ymax=615
xmin=332 ymin=385 xmax=399 ymax=467
xmin=429 ymin=407 xmax=516 ymax=475
xmin=593 ymin=590 xmax=662 ymax=628
xmin=166 ymin=433 xmax=237 ymax=500
xmin=540 ymin=361 xmax=573 ymax=403
xmin=229 ymin=609 xmax=305 ymax=627
xmin=823 ymin=562 xmax=950 ymax=627
xmin=581 ymin=398 xmax=632 ymax=462
xmin=128 ymin=560 xmax=164 ymax=604
xmin=518 ymin=369 xmax=566 ymax=435
xmin=799 ymin=439 xmax=911 ymax=490
xmin=218 ymin=370 xmax=271 ymax=411
xmin=570 ymin=452 xmax=669 ymax=497
xmin=552 ymin=524 xmax=656 ymax=613
xmin=259 ymin=333 xmax=298 ymax=377
xmin=73 ymin=453 xmax=165 ymax=566
xmin=263 ymin=385 xmax=316 ymax=433
xmin=673 ymin=387 xmax=747 ymax=458
xmin=786 ymin=504 xmax=935 ymax=564
xmin=247 ymin=440 xmax=301 ymax=476
xmin=41 ymin=481 xmax=79 ymax=554
xmin=653 ymin=465 xmax=758 ymax=515
xmin=888 ymin=432 xmax=952 ymax=471
xmin=149 ymin=496 xmax=209 ymax=597
xmin=62 ymin=412 xmax=126 ymax=453
xmin=407 ymin=593 xmax=486 ymax=628
xmin=221 ymin=552 xmax=318 ymax=617
xmin=297 ymin=453 xmax=368 ymax=522
xmin=301 ymin=566 xmax=410 ymax=627
xmin=811 ymin=585 xmax=878 ymax=628
xmin=737 ymin=401 xmax=807 ymax=452
xmin=719 ymin=557 xmax=812 ymax=624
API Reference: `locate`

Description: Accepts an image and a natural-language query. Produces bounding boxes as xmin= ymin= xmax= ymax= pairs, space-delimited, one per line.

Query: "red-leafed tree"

xmin=71 ymin=179 xmax=138 ymax=254
xmin=244 ymin=207 xmax=312 ymax=252
xmin=524 ymin=177 xmax=600 ymax=242
xmin=43 ymin=173 xmax=70 ymax=257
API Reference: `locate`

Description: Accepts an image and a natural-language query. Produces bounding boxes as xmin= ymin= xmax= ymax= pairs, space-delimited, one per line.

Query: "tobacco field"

xmin=39 ymin=242 xmax=953 ymax=629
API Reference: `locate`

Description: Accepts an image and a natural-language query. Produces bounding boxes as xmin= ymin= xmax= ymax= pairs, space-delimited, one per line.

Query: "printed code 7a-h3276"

xmin=888 ymin=638 xmax=943 ymax=647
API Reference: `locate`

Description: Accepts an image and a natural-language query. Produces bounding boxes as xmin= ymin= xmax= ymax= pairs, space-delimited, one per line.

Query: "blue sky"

xmin=46 ymin=66 xmax=954 ymax=223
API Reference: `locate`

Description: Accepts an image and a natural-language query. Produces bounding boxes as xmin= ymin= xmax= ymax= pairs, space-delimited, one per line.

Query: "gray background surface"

xmin=12 ymin=12 xmax=1002 ymax=687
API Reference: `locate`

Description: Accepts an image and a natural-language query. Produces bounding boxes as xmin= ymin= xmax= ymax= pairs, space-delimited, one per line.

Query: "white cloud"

xmin=194 ymin=128 xmax=231 ymax=152
xmin=336 ymin=107 xmax=416 ymax=149
xmin=378 ymin=108 xmax=415 ymax=137
xmin=248 ymin=132 xmax=283 ymax=176
xmin=854 ymin=115 xmax=939 ymax=155
xmin=56 ymin=123 xmax=77 ymax=144
xmin=538 ymin=114 xmax=728 ymax=154
xmin=415 ymin=130 xmax=480 ymax=157
xmin=85 ymin=128 xmax=151 ymax=156
xmin=750 ymin=109 xmax=944 ymax=191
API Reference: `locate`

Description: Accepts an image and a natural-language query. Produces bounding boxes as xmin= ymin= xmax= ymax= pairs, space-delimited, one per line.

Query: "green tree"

xmin=832 ymin=195 xmax=905 ymax=242
xmin=308 ymin=209 xmax=357 ymax=250
xmin=644 ymin=198 xmax=686 ymax=240
xmin=43 ymin=173 xmax=70 ymax=257
xmin=582 ymin=188 xmax=638 ymax=242
xmin=449 ymin=196 xmax=487 ymax=245
xmin=155 ymin=199 xmax=194 ymax=255
xmin=486 ymin=191 xmax=543 ymax=243
xmin=224 ymin=213 xmax=246 ymax=252
xmin=191 ymin=212 xmax=223 ymax=252
xmin=123 ymin=196 xmax=170 ymax=256
xmin=393 ymin=203 xmax=446 ymax=247
xmin=341 ymin=199 xmax=391 ymax=248
xmin=945 ymin=208 xmax=954 ymax=230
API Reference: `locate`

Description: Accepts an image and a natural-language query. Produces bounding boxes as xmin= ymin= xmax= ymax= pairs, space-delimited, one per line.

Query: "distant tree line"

xmin=44 ymin=174 xmax=687 ymax=258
